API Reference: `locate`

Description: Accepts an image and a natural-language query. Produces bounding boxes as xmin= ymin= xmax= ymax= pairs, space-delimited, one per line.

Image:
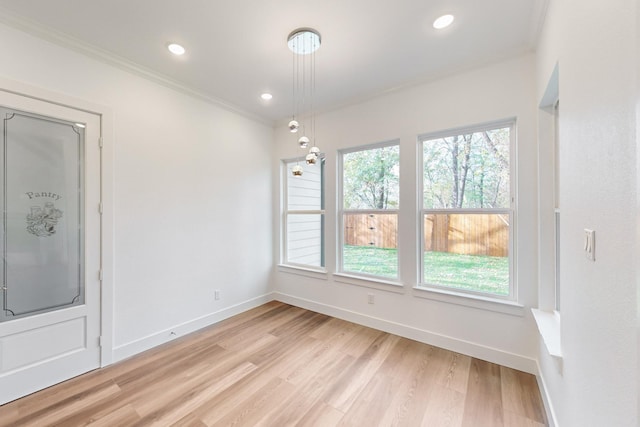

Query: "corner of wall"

xmin=112 ymin=293 xmax=275 ymax=363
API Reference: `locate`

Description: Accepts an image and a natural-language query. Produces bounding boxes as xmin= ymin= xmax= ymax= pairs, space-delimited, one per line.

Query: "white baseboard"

xmin=535 ymin=361 xmax=560 ymax=427
xmin=274 ymin=292 xmax=538 ymax=375
xmin=112 ymin=293 xmax=275 ymax=363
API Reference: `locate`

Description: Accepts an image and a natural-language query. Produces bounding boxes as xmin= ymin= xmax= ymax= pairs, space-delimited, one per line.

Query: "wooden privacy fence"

xmin=344 ymin=214 xmax=397 ymax=249
xmin=424 ymin=213 xmax=509 ymax=257
xmin=344 ymin=213 xmax=509 ymax=256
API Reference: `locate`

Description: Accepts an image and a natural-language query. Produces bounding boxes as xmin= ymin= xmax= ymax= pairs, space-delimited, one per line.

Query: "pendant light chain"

xmin=287 ymin=28 xmax=322 ymax=175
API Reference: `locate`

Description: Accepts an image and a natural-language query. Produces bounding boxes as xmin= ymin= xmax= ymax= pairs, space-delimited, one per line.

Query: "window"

xmin=282 ymin=158 xmax=325 ymax=269
xmin=339 ymin=141 xmax=399 ymax=279
xmin=419 ymin=121 xmax=515 ymax=298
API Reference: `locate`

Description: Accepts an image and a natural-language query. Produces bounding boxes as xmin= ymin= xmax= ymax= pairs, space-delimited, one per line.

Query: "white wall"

xmin=0 ymin=22 xmax=274 ymax=360
xmin=536 ymin=0 xmax=639 ymax=425
xmin=273 ymin=54 xmax=540 ymax=372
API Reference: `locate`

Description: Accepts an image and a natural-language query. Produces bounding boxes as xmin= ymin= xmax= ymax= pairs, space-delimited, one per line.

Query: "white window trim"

xmin=553 ymin=99 xmax=561 ymax=311
xmin=534 ymin=65 xmax=562 ymax=359
xmin=414 ymin=285 xmax=525 ymax=317
xmin=337 ymin=140 xmax=401 ymax=285
xmin=333 ymin=272 xmax=405 ymax=293
xmin=417 ymin=119 xmax=517 ymax=301
xmin=277 ymin=264 xmax=328 ymax=279
xmin=531 ymin=308 xmax=562 ymax=359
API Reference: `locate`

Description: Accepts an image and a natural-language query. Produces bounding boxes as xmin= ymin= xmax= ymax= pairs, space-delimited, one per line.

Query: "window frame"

xmin=281 ymin=157 xmax=326 ymax=271
xmin=553 ymin=100 xmax=561 ymax=311
xmin=417 ymin=119 xmax=517 ymax=301
xmin=337 ymin=139 xmax=401 ymax=282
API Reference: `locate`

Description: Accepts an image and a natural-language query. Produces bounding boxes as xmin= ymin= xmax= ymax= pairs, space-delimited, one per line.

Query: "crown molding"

xmin=0 ymin=7 xmax=274 ymax=127
xmin=529 ymin=0 xmax=550 ymax=49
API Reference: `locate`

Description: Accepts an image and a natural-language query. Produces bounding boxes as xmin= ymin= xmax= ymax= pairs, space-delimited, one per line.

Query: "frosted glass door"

xmin=0 ymin=108 xmax=84 ymax=321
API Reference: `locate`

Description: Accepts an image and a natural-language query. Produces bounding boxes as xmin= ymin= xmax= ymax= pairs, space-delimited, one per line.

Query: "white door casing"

xmin=0 ymin=89 xmax=102 ymax=405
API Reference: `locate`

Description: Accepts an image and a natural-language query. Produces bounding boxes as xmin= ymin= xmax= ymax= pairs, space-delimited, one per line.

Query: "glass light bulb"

xmin=305 ymin=153 xmax=317 ymax=165
xmin=288 ymin=120 xmax=299 ymax=133
xmin=291 ymin=165 xmax=303 ymax=176
xmin=298 ymin=136 xmax=310 ymax=148
xmin=309 ymin=146 xmax=320 ymax=155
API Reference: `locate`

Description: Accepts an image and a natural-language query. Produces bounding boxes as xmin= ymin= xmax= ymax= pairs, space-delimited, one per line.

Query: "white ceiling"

xmin=0 ymin=0 xmax=547 ymax=123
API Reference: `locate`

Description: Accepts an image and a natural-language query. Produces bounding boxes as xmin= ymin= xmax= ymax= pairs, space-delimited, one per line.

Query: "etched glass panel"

xmin=1 ymin=108 xmax=84 ymax=320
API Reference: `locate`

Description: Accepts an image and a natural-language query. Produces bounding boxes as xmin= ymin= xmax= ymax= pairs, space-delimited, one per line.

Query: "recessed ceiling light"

xmin=433 ymin=14 xmax=454 ymax=30
xmin=167 ymin=43 xmax=186 ymax=55
xmin=261 ymin=93 xmax=273 ymax=101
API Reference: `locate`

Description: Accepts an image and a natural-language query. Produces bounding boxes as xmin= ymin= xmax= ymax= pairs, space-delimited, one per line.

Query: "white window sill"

xmin=531 ymin=308 xmax=562 ymax=359
xmin=277 ymin=264 xmax=329 ymax=280
xmin=333 ymin=273 xmax=405 ymax=294
xmin=413 ymin=286 xmax=525 ymax=317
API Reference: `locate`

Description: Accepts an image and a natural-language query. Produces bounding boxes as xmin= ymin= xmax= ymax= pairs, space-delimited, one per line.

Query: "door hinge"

xmin=98 ymin=137 xmax=104 ymax=148
xmin=98 ymin=270 xmax=103 ymax=281
xmin=98 ymin=202 xmax=103 ymax=215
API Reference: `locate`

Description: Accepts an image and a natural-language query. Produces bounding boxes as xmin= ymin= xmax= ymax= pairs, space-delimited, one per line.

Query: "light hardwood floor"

xmin=0 ymin=302 xmax=548 ymax=426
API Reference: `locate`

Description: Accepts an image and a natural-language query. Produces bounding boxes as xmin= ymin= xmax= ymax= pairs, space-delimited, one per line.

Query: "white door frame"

xmin=0 ymin=76 xmax=114 ymax=367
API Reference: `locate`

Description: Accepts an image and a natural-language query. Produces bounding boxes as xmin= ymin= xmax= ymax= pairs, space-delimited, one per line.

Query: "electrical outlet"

xmin=214 ymin=290 xmax=220 ymax=300
xmin=367 ymin=293 xmax=374 ymax=304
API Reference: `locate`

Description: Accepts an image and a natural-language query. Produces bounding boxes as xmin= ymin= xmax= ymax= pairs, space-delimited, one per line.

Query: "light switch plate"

xmin=584 ymin=229 xmax=595 ymax=261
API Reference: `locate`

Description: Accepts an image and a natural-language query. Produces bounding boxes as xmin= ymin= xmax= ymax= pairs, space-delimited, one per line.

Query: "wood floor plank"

xmin=323 ymin=332 xmax=400 ymax=413
xmin=0 ymin=403 xmax=19 ymax=426
xmin=412 ymin=347 xmax=470 ymax=427
xmin=296 ymin=400 xmax=345 ymax=427
xmin=0 ymin=302 xmax=548 ymax=427
xmin=12 ymin=381 xmax=122 ymax=427
xmin=132 ymin=361 xmax=258 ymax=426
xmin=336 ymin=373 xmax=393 ymax=427
xmin=308 ymin=317 xmax=359 ymax=341
xmin=280 ymin=339 xmax=354 ymax=386
xmin=503 ymin=410 xmax=547 ymax=427
xmin=377 ymin=340 xmax=434 ymax=426
xmin=208 ymin=377 xmax=297 ymax=427
xmin=216 ymin=304 xmax=308 ymax=351
xmin=500 ymin=366 xmax=548 ymax=425
xmin=462 ymin=358 xmax=504 ymax=427
xmin=83 ymin=404 xmax=141 ymax=427
xmin=338 ymin=324 xmax=386 ymax=358
xmin=430 ymin=347 xmax=472 ymax=394
xmin=420 ymin=386 xmax=466 ymax=427
xmin=195 ymin=335 xmax=320 ymax=425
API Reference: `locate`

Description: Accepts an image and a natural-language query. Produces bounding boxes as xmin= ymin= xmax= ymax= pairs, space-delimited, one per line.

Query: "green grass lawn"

xmin=343 ymin=245 xmax=509 ymax=295
xmin=342 ymin=245 xmax=399 ymax=278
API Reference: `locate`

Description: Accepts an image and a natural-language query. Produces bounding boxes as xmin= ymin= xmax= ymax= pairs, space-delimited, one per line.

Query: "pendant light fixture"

xmin=288 ymin=27 xmax=321 ymax=176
